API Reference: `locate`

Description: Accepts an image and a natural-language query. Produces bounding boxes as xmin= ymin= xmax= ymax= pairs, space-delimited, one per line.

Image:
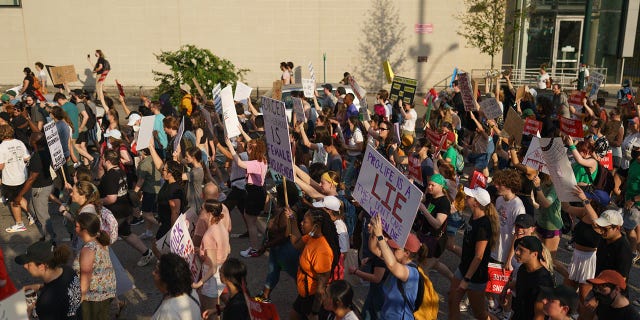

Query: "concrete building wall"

xmin=0 ymin=0 xmax=494 ymax=92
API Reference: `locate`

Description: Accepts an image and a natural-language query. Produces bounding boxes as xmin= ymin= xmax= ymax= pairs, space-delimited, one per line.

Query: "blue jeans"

xmin=265 ymin=241 xmax=300 ymax=290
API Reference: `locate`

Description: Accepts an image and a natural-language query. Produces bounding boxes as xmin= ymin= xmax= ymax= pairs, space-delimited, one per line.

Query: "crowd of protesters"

xmin=0 ymin=56 xmax=639 ymax=320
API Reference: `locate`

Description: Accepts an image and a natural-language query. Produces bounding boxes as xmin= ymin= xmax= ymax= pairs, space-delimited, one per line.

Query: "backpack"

xmin=336 ymin=194 xmax=356 ymax=237
xmin=396 ymin=263 xmax=439 ymax=320
xmin=32 ymin=76 xmax=42 ymax=90
xmin=455 ymin=149 xmax=465 ymax=172
xmin=374 ymin=104 xmax=386 ymax=118
xmin=84 ymin=102 xmax=97 ymax=130
xmin=584 ymin=163 xmax=614 ymax=195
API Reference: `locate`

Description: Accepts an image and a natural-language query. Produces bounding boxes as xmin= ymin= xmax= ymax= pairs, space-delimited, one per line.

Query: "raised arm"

xmin=369 ymin=215 xmax=410 ymax=282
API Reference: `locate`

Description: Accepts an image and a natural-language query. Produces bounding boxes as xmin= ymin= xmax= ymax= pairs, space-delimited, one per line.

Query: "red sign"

xmin=600 ymin=150 xmax=613 ymax=171
xmin=559 ymin=116 xmax=583 ymax=138
xmin=245 ymin=293 xmax=280 ymax=320
xmin=116 ymin=80 xmax=125 ymax=97
xmin=568 ymin=90 xmax=585 ymax=107
xmin=485 ymin=263 xmax=512 ymax=294
xmin=470 ymin=171 xmax=487 ymax=189
xmin=34 ymin=90 xmax=47 ymax=102
xmin=408 ymin=154 xmax=423 ymax=186
xmin=414 ymin=23 xmax=433 ymax=34
xmin=523 ymin=118 xmax=542 ymax=136
xmin=425 ymin=128 xmax=447 ymax=154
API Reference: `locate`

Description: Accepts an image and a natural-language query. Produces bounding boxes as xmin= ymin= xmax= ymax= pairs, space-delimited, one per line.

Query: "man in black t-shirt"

xmin=588 ymin=270 xmax=640 ymax=320
xmin=594 ymin=210 xmax=633 ymax=282
xmin=512 ymin=236 xmax=554 ymax=320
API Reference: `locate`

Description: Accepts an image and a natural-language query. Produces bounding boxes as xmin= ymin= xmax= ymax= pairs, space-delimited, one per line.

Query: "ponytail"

xmin=484 ymin=203 xmax=500 ymax=250
xmin=46 ymin=244 xmax=72 ymax=269
xmin=411 ymin=242 xmax=429 ymax=265
xmin=97 ymin=230 xmax=111 ymax=246
xmin=540 ymin=244 xmax=554 ymax=275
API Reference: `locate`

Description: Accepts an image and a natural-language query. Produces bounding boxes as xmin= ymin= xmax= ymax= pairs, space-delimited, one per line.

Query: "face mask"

xmin=133 ymin=125 xmax=140 ymax=132
xmin=594 ymin=291 xmax=614 ymax=306
xmin=107 ymin=141 xmax=112 ymax=149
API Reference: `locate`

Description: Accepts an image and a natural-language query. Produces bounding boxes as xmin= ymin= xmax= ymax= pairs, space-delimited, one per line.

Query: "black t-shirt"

xmin=95 ymin=57 xmax=109 ymax=74
xmin=98 ymin=168 xmax=131 ymax=218
xmin=221 ymin=292 xmax=249 ymax=320
xmin=36 ymin=265 xmax=81 ymax=320
xmin=597 ymin=304 xmax=640 ymax=320
xmin=596 ymin=236 xmax=633 ymax=281
xmin=157 ymin=182 xmax=186 ymax=226
xmin=413 ymin=194 xmax=450 ymax=237
xmin=459 ymin=215 xmax=492 ymax=283
xmin=24 ymin=75 xmax=36 ymax=92
xmin=29 ymin=150 xmax=53 ymax=188
xmin=11 ymin=115 xmax=31 ymax=148
xmin=512 ymin=266 xmax=554 ymax=320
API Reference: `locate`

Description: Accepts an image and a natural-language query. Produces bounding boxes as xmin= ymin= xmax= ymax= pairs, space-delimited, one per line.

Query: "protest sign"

xmin=568 ymin=90 xmax=585 ymax=109
xmin=115 ymin=79 xmax=125 ymax=97
xmin=539 ymin=137 xmax=580 ymax=202
xmin=470 ymin=171 xmax=487 ymax=189
xmin=221 ymin=85 xmax=241 ymax=138
xmin=308 ymin=61 xmax=316 ymax=82
xmin=425 ymin=128 xmax=447 ymax=154
xmin=389 ymin=76 xmax=418 ymax=105
xmin=523 ymin=118 xmax=542 ymax=136
xmin=234 ymin=81 xmax=252 ymax=102
xmin=212 ymin=83 xmax=223 ymax=113
xmin=408 ymin=154 xmax=423 ymax=186
xmin=353 ymin=145 xmax=423 ymax=247
xmin=600 ymin=150 xmax=613 ymax=171
xmin=522 ymin=137 xmax=549 ymax=174
xmin=271 ymin=80 xmax=282 ymax=101
xmin=383 ymin=61 xmax=395 ymax=84
xmin=34 ymin=89 xmax=47 ymax=102
xmin=168 ymin=214 xmax=201 ymax=281
xmin=261 ymin=96 xmax=295 ymax=181
xmin=485 ymin=263 xmax=512 ymax=294
xmin=450 ymin=67 xmax=458 ymax=88
xmin=457 ymin=72 xmax=476 ymax=111
xmin=50 ymin=65 xmax=77 ymax=85
xmin=515 ymin=86 xmax=526 ymax=101
xmin=43 ymin=121 xmax=66 ymax=170
xmin=348 ymin=76 xmax=367 ymax=102
xmin=192 ymin=77 xmax=206 ymax=98
xmin=588 ymin=72 xmax=604 ymax=98
xmin=174 ymin=117 xmax=184 ymax=152
xmin=302 ymin=78 xmax=315 ymax=98
xmin=0 ymin=289 xmax=28 ymax=319
xmin=559 ymin=116 xmax=583 ymax=138
xmin=245 ymin=291 xmax=280 ymax=320
xmin=292 ymin=98 xmax=306 ymax=123
xmin=503 ymin=107 xmax=524 ymax=146
xmin=135 ymin=115 xmax=156 ymax=150
xmin=479 ymin=98 xmax=502 ymax=120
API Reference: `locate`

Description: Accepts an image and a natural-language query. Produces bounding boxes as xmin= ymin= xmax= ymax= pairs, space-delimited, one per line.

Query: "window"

xmin=0 ymin=0 xmax=21 ymax=6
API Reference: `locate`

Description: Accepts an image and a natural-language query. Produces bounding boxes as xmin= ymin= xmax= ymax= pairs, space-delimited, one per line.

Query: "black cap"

xmin=539 ymin=285 xmax=578 ymax=313
xmin=515 ymin=214 xmax=535 ymax=228
xmin=15 ymin=240 xmax=55 ymax=265
xmin=322 ymin=84 xmax=333 ymax=91
xmin=514 ymin=235 xmax=542 ymax=255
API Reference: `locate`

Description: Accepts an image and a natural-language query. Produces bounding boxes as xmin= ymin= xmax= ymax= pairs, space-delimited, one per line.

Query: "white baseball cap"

xmin=313 ymin=196 xmax=342 ymax=212
xmin=463 ymin=187 xmax=491 ymax=206
xmin=594 ymin=209 xmax=623 ymax=227
xmin=104 ymin=129 xmax=122 ymax=140
xmin=127 ymin=113 xmax=142 ymax=126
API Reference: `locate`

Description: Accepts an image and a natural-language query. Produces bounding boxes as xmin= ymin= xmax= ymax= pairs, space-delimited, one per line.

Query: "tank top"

xmin=573 ymin=220 xmax=601 ymax=248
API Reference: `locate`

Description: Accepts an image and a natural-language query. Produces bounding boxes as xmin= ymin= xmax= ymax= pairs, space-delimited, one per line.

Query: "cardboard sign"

xmin=43 ymin=121 xmax=66 ymax=170
xmin=479 ymin=97 xmax=502 ymax=119
xmin=0 ymin=289 xmax=28 ymax=319
xmin=308 ymin=62 xmax=316 ymax=82
xmin=192 ymin=77 xmax=206 ymax=98
xmin=539 ymin=137 xmax=580 ymax=202
xmin=353 ymin=145 xmax=424 ymax=247
xmin=408 ymin=154 xmax=423 ymax=186
xmin=302 ymin=78 xmax=315 ymax=98
xmin=588 ymin=72 xmax=604 ymax=99
xmin=271 ymin=80 xmax=282 ymax=101
xmin=522 ymin=137 xmax=549 ymax=174
xmin=50 ymin=65 xmax=77 ymax=85
xmin=515 ymin=86 xmax=527 ymax=101
xmin=458 ymin=72 xmax=476 ymax=111
xmin=292 ymin=98 xmax=306 ymax=123
xmin=234 ymin=81 xmax=253 ymax=102
xmin=174 ymin=117 xmax=185 ymax=152
xmin=503 ymin=107 xmax=524 ymax=146
xmin=221 ymin=85 xmax=241 ymax=138
xmin=568 ymin=90 xmax=585 ymax=108
xmin=261 ymin=96 xmax=295 ymax=181
xmin=600 ymin=150 xmax=613 ymax=171
xmin=470 ymin=171 xmax=487 ymax=189
xmin=383 ymin=60 xmax=395 ymax=84
xmin=212 ymin=83 xmax=223 ymax=114
xmin=559 ymin=116 xmax=583 ymax=138
xmin=389 ymin=76 xmax=418 ymax=105
xmin=485 ymin=263 xmax=512 ymax=294
xmin=115 ymin=79 xmax=125 ymax=97
xmin=523 ymin=118 xmax=542 ymax=136
xmin=135 ymin=115 xmax=156 ymax=150
xmin=168 ymin=214 xmax=201 ymax=281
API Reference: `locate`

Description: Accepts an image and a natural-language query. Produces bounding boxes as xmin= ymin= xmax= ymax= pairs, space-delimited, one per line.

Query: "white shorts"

xmin=568 ymin=249 xmax=596 ymax=284
xmin=200 ymin=264 xmax=225 ymax=298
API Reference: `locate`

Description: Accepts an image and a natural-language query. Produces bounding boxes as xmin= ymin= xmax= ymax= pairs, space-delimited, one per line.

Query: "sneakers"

xmin=28 ymin=215 xmax=36 ymax=226
xmin=632 ymin=251 xmax=640 ymax=264
xmin=254 ymin=292 xmax=272 ymax=303
xmin=240 ymin=247 xmax=259 ymax=258
xmin=136 ymin=250 xmax=155 ymax=267
xmin=139 ymin=230 xmax=154 ymax=240
xmin=130 ymin=217 xmax=145 ymax=226
xmin=6 ymin=223 xmax=26 ymax=233
xmin=459 ymin=296 xmax=470 ymax=312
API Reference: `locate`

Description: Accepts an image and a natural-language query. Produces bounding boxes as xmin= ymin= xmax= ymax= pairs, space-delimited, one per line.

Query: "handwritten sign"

xmin=43 ymin=121 xmax=66 ymax=170
xmin=234 ymin=81 xmax=253 ymax=102
xmin=308 ymin=62 xmax=316 ymax=82
xmin=485 ymin=263 xmax=512 ymax=294
xmin=588 ymin=72 xmax=604 ymax=99
xmin=516 ymin=86 xmax=527 ymax=101
xmin=408 ymin=154 xmax=423 ymax=186
xmin=353 ymin=145 xmax=423 ymax=247
xmin=50 ymin=65 xmax=77 ymax=85
xmin=301 ymin=78 xmax=315 ymax=98
xmin=523 ymin=118 xmax=542 ymax=136
xmin=271 ymin=80 xmax=282 ymax=101
xmin=383 ymin=60 xmax=394 ymax=84
xmin=0 ymin=289 xmax=28 ymax=320
xmin=135 ymin=115 xmax=156 ymax=150
xmin=479 ymin=97 xmax=502 ymax=120
xmin=169 ymin=214 xmax=201 ymax=281
xmin=292 ymin=98 xmax=306 ymax=123
xmin=522 ymin=137 xmax=549 ymax=174
xmin=568 ymin=90 xmax=585 ymax=109
xmin=425 ymin=128 xmax=447 ymax=155
xmin=389 ymin=76 xmax=418 ymax=105
xmin=600 ymin=150 xmax=613 ymax=171
xmin=503 ymin=107 xmax=525 ymax=146
xmin=261 ymin=96 xmax=294 ymax=181
xmin=540 ymin=137 xmax=580 ymax=202
xmin=211 ymin=83 xmax=223 ymax=114
xmin=458 ymin=72 xmax=476 ymax=111
xmin=559 ymin=116 xmax=583 ymax=138
xmin=221 ymin=85 xmax=241 ymax=138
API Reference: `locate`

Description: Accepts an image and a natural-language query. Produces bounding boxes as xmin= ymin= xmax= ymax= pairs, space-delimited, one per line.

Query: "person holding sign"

xmin=564 ymin=136 xmax=599 ymax=187
xmin=89 ymin=50 xmax=110 ymax=106
xmin=343 ymin=116 xmax=365 ymax=190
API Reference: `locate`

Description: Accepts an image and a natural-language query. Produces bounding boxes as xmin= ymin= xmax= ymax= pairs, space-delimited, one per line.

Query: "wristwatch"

xmin=376 ymin=235 xmax=384 ymax=242
xmin=582 ymin=199 xmax=590 ymax=206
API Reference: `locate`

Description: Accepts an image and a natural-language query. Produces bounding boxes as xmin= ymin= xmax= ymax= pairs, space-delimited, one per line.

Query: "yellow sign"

xmin=383 ymin=61 xmax=394 ymax=84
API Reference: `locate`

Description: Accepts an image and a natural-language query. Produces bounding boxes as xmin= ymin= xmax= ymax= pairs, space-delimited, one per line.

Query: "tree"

xmin=355 ymin=0 xmax=406 ymax=90
xmin=456 ymin=0 xmax=509 ymax=70
xmin=153 ymin=44 xmax=249 ymax=106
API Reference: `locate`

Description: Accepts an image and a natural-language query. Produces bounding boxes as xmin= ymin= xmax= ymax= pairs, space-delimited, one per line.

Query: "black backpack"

xmin=84 ymin=103 xmax=97 ymax=130
xmin=584 ymin=163 xmax=614 ymax=195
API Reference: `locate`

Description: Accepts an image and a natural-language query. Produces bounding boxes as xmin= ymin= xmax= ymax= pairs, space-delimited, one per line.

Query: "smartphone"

xmin=87 ymin=54 xmax=90 ymax=58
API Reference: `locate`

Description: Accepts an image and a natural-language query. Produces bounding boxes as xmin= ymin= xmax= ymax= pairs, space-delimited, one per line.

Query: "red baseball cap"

xmin=387 ymin=233 xmax=421 ymax=253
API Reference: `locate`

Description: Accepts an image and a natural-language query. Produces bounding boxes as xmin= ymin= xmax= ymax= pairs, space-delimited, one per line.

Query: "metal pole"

xmin=578 ymin=0 xmax=593 ymax=90
xmin=323 ymin=53 xmax=327 ymax=84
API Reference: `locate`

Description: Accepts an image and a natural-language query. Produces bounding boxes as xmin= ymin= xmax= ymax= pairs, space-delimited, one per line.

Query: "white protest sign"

xmin=221 ymin=85 xmax=241 ymax=138
xmin=43 ymin=121 xmax=66 ymax=170
xmin=302 ymin=78 xmax=315 ymax=98
xmin=588 ymin=72 xmax=604 ymax=99
xmin=539 ymin=137 xmax=580 ymax=202
xmin=292 ymin=98 xmax=306 ymax=123
xmin=522 ymin=137 xmax=549 ymax=174
xmin=173 ymin=117 xmax=185 ymax=152
xmin=212 ymin=83 xmax=223 ymax=113
xmin=308 ymin=62 xmax=316 ymax=82
xmin=353 ymin=145 xmax=424 ymax=247
xmin=234 ymin=81 xmax=253 ymax=102
xmin=261 ymin=96 xmax=295 ymax=181
xmin=168 ymin=214 xmax=201 ymax=281
xmin=0 ymin=289 xmax=28 ymax=320
xmin=479 ymin=98 xmax=503 ymax=120
xmin=135 ymin=115 xmax=156 ymax=150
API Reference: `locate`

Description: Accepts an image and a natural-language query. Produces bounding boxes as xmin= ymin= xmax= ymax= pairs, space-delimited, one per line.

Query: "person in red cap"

xmin=587 ymin=270 xmax=640 ymax=319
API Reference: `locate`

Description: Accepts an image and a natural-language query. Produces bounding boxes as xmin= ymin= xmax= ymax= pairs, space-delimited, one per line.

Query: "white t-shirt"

xmin=334 ymin=219 xmax=349 ymax=253
xmin=491 ymin=196 xmax=525 ymax=263
xmin=401 ymin=109 xmax=417 ymax=132
xmin=151 ymin=291 xmax=201 ymax=320
xmin=0 ymin=139 xmax=29 ymax=186
xmin=230 ymin=152 xmax=248 ymax=189
xmin=347 ymin=128 xmax=363 ymax=157
xmin=384 ymin=102 xmax=392 ymax=119
xmin=537 ymin=73 xmax=550 ymax=89
xmin=38 ymin=69 xmax=47 ymax=85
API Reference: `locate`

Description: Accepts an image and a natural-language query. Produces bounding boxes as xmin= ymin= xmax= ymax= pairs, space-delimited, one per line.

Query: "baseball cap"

xmin=104 ymin=129 xmax=122 ymax=140
xmin=15 ymin=240 xmax=55 ymax=265
xmin=1 ymin=94 xmax=9 ymax=102
xmin=463 ymin=187 xmax=491 ymax=206
xmin=515 ymin=214 xmax=535 ymax=228
xmin=322 ymin=84 xmax=333 ymax=91
xmin=401 ymin=134 xmax=414 ymax=148
xmin=521 ymin=109 xmax=535 ymax=118
xmin=585 ymin=190 xmax=610 ymax=207
xmin=180 ymin=84 xmax=191 ymax=92
xmin=594 ymin=209 xmax=623 ymax=227
xmin=514 ymin=235 xmax=542 ymax=255
xmin=587 ymin=269 xmax=626 ymax=290
xmin=387 ymin=233 xmax=421 ymax=253
xmin=539 ymin=285 xmax=578 ymax=313
xmin=0 ymin=112 xmax=10 ymax=123
xmin=127 ymin=113 xmax=142 ymax=126
xmin=6 ymin=90 xmax=16 ymax=97
xmin=312 ymin=196 xmax=342 ymax=212
xmin=430 ymin=174 xmax=448 ymax=190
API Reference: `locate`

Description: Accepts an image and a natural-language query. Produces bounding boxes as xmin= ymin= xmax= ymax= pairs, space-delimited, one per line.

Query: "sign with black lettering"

xmin=44 ymin=121 xmax=66 ymax=170
xmin=389 ymin=76 xmax=418 ymax=105
xmin=261 ymin=96 xmax=294 ymax=181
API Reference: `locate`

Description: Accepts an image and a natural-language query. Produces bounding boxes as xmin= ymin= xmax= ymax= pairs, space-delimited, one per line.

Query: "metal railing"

xmin=470 ymin=66 xmax=607 ymax=90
